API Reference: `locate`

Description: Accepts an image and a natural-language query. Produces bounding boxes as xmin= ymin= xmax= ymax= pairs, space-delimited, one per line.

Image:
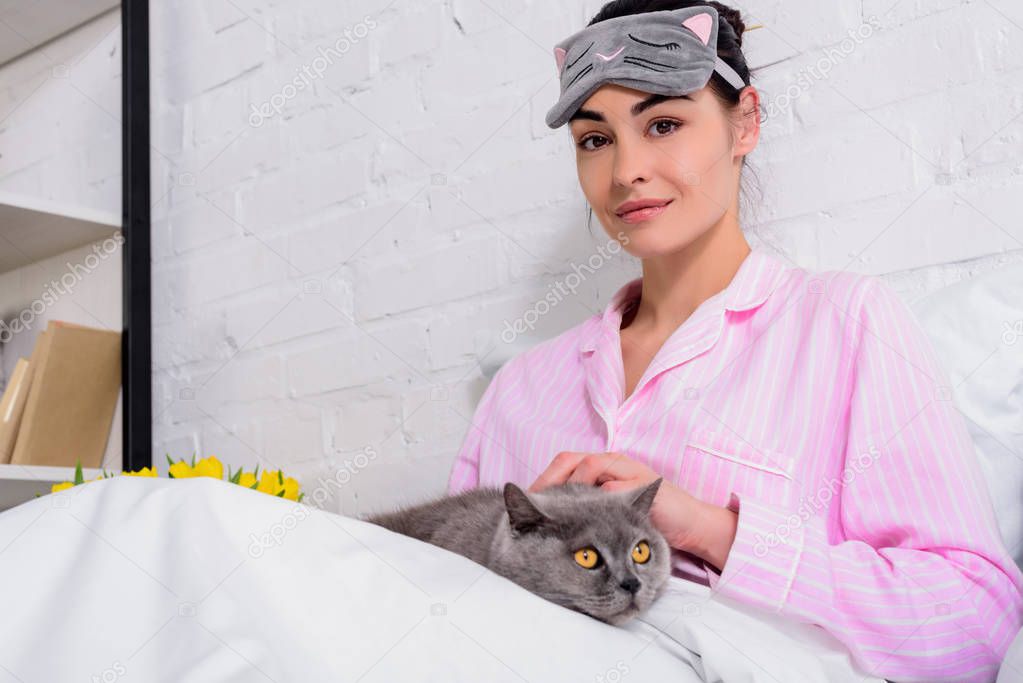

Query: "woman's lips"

xmin=617 ymin=200 xmax=673 ymax=224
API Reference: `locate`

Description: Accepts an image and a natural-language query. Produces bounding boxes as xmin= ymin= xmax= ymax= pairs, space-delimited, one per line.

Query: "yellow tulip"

xmin=192 ymin=456 xmax=223 ymax=480
xmin=226 ymin=466 xmax=303 ymax=502
xmin=168 ymin=461 xmax=194 ymax=479
xmin=252 ymin=470 xmax=301 ymax=500
xmin=122 ymin=467 xmax=157 ymax=477
xmin=51 ymin=481 xmax=75 ymax=493
xmin=281 ymin=476 xmax=300 ymax=501
xmin=257 ymin=470 xmax=282 ymax=495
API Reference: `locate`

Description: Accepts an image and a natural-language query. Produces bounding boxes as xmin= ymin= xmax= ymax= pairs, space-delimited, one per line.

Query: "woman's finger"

xmin=567 ymin=452 xmax=633 ymax=486
xmin=566 ymin=455 xmax=603 ymax=485
xmin=600 ymin=479 xmax=639 ymax=493
xmin=573 ymin=452 xmax=640 ymax=486
xmin=528 ymin=451 xmax=588 ymax=492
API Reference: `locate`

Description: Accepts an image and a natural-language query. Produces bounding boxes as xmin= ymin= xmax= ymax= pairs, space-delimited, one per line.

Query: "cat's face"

xmin=499 ymin=478 xmax=672 ymax=626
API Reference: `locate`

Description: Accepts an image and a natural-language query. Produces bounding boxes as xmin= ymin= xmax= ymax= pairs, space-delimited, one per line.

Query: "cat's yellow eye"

xmin=632 ymin=540 xmax=651 ymax=564
xmin=574 ymin=547 xmax=601 ymax=569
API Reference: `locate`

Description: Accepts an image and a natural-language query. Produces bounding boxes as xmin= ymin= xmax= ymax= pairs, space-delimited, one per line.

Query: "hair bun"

xmin=712 ymin=3 xmax=746 ymax=47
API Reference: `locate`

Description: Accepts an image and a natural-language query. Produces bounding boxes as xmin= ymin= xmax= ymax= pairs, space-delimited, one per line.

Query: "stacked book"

xmin=0 ymin=320 xmax=121 ymax=468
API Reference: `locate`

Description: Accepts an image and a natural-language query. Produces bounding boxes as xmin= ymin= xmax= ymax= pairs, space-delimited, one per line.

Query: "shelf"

xmin=0 ymin=0 xmax=119 ymax=68
xmin=0 ymin=463 xmax=104 ymax=511
xmin=0 ymin=190 xmax=120 ymax=275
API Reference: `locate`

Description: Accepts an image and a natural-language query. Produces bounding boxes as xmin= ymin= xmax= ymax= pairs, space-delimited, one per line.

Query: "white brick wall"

xmin=140 ymin=0 xmax=1023 ymax=516
xmin=2 ymin=1 xmax=1019 ymax=511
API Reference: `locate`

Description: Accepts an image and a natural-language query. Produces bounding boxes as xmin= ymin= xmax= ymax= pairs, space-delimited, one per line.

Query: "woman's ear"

xmin=732 ymin=85 xmax=761 ymax=162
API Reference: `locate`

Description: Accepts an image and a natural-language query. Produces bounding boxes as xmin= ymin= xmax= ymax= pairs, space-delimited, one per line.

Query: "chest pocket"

xmin=680 ymin=426 xmax=796 ymax=508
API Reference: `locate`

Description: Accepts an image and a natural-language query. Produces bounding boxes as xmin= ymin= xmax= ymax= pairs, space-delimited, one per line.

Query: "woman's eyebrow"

xmin=569 ymin=93 xmax=693 ymax=123
xmin=632 ymin=93 xmax=692 ymax=115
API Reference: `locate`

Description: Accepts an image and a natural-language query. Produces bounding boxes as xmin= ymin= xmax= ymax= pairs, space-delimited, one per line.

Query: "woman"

xmin=447 ymin=1 xmax=1023 ymax=680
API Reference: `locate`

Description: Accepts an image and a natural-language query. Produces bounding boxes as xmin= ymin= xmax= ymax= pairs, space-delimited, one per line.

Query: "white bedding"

xmin=0 ymin=477 xmax=882 ymax=682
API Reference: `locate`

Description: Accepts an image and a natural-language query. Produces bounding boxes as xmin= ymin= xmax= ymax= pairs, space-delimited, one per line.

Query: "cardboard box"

xmin=10 ymin=321 xmax=121 ymax=468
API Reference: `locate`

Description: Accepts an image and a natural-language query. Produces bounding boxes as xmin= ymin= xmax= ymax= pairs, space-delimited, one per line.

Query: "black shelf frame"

xmin=121 ymin=0 xmax=151 ymax=471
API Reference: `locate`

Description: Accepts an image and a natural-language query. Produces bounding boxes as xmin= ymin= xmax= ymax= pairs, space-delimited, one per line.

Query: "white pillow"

xmin=909 ymin=263 xmax=1023 ymax=570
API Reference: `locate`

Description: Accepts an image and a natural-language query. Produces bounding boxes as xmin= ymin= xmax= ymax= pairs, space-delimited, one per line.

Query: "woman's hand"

xmin=529 ymin=450 xmax=738 ymax=571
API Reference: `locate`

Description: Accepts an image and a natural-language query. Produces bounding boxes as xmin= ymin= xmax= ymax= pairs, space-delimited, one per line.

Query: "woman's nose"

xmin=611 ymin=135 xmax=651 ymax=187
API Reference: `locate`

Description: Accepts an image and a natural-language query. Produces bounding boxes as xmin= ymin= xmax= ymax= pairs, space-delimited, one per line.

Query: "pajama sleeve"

xmin=705 ymin=278 xmax=1023 ymax=682
xmin=446 ymin=365 xmax=505 ymax=495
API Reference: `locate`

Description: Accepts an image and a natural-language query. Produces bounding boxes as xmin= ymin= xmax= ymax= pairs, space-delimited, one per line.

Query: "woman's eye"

xmin=574 ymin=546 xmax=602 ymax=569
xmin=648 ymin=119 xmax=681 ymax=137
xmin=577 ymin=134 xmax=608 ymax=152
xmin=576 ymin=120 xmax=681 ymax=151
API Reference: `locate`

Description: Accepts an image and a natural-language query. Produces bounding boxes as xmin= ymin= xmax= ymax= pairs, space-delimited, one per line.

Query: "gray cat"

xmin=363 ymin=477 xmax=672 ymax=626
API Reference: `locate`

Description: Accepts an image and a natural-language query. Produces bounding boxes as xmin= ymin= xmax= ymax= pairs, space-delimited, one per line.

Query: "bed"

xmin=0 ymin=475 xmax=882 ymax=682
xmin=0 ymin=261 xmax=1019 ymax=682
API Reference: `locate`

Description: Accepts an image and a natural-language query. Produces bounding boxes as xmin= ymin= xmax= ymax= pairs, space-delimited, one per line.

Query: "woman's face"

xmin=569 ymin=83 xmax=756 ymax=258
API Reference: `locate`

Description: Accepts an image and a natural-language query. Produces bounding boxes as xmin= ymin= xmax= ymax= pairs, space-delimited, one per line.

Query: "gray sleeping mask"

xmin=545 ymin=6 xmax=746 ymax=129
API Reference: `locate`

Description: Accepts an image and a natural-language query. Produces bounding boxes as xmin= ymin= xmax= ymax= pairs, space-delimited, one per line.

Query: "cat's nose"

xmin=619 ymin=576 xmax=640 ymax=594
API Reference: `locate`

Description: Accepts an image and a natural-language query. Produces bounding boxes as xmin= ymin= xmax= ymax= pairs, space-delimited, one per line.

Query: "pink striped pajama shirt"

xmin=446 ymin=247 xmax=1023 ymax=681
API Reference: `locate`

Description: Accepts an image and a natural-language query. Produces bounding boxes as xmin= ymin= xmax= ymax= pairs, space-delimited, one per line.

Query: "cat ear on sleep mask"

xmin=544 ymin=5 xmax=746 ymax=129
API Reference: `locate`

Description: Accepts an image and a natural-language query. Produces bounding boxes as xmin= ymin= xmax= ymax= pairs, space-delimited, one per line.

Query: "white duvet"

xmin=0 ymin=477 xmax=882 ymax=682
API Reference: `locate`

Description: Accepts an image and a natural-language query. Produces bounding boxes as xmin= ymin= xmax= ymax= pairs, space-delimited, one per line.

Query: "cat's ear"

xmin=681 ymin=12 xmax=714 ymax=46
xmin=554 ymin=47 xmax=567 ymax=74
xmin=504 ymin=482 xmax=552 ymax=535
xmin=629 ymin=477 xmax=663 ymax=517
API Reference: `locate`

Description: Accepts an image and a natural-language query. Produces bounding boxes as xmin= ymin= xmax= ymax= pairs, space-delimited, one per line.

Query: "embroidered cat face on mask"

xmin=545 ymin=6 xmax=745 ymax=128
